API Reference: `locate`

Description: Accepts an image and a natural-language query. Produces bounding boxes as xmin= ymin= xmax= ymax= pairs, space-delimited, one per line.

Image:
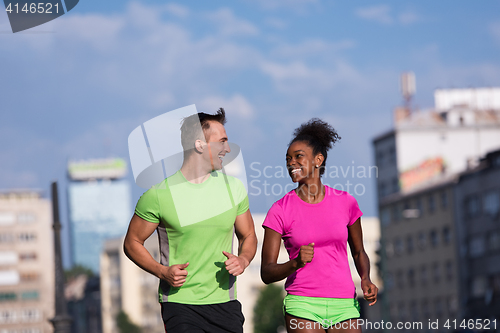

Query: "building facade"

xmin=67 ymin=158 xmax=131 ymax=273
xmin=0 ymin=190 xmax=55 ymax=333
xmin=373 ymin=87 xmax=500 ymax=331
xmin=455 ymin=149 xmax=500 ymax=322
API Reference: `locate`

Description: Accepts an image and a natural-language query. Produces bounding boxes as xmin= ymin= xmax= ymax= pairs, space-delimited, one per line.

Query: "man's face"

xmin=205 ymin=121 xmax=231 ymax=171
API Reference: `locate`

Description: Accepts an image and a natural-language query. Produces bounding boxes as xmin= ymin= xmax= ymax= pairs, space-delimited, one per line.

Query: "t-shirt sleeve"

xmin=134 ymin=187 xmax=160 ymax=224
xmin=262 ymin=201 xmax=285 ymax=235
xmin=237 ymin=195 xmax=249 ymax=216
xmin=348 ymin=194 xmax=363 ymax=226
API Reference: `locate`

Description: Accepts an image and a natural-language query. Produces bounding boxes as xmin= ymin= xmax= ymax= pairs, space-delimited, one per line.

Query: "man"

xmin=124 ymin=108 xmax=257 ymax=333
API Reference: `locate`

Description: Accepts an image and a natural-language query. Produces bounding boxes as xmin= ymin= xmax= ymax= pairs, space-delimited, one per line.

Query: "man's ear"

xmin=194 ymin=139 xmax=206 ymax=154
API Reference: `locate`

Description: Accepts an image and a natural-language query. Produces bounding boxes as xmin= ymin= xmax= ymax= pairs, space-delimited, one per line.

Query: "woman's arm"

xmin=260 ymin=227 xmax=314 ymax=284
xmin=347 ymin=218 xmax=378 ymax=306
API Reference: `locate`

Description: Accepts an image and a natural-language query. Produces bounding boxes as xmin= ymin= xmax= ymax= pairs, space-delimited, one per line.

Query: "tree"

xmin=116 ymin=310 xmax=141 ymax=333
xmin=253 ymin=284 xmax=285 ymax=333
xmin=64 ymin=264 xmax=94 ymax=282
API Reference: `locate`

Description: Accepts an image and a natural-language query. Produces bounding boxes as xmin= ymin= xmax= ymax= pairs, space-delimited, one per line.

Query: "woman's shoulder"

xmin=324 ymin=186 xmax=358 ymax=202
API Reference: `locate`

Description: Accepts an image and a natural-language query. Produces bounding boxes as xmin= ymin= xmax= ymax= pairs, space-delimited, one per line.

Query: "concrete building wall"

xmin=0 ymin=190 xmax=55 ymax=333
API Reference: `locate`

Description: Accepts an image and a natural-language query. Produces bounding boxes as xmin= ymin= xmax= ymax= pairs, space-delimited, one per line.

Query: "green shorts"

xmin=284 ymin=294 xmax=360 ymax=328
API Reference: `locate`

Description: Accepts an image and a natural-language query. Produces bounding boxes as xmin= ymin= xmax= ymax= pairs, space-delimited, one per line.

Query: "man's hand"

xmin=223 ymin=251 xmax=249 ymax=276
xmin=295 ymin=243 xmax=314 ymax=269
xmin=161 ymin=263 xmax=189 ymax=287
xmin=361 ymin=279 xmax=378 ymax=306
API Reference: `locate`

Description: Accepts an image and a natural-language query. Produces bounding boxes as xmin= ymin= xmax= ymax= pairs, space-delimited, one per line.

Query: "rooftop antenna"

xmin=401 ymin=72 xmax=416 ymax=112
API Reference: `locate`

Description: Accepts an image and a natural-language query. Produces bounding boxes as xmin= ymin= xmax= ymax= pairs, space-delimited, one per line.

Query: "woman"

xmin=261 ymin=118 xmax=377 ymax=333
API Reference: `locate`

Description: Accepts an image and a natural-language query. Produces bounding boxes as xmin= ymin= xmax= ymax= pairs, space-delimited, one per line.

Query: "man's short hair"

xmin=180 ymin=108 xmax=227 ymax=154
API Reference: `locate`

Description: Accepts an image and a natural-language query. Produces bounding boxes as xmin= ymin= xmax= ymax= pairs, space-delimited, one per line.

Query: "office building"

xmin=67 ymin=158 xmax=131 ymax=273
xmin=455 ymin=149 xmax=500 ymax=321
xmin=373 ymin=86 xmax=500 ymax=329
xmin=0 ymin=190 xmax=55 ymax=333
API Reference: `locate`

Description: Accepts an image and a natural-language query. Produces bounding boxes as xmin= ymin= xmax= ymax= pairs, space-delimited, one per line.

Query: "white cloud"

xmin=249 ymin=0 xmax=320 ymax=12
xmin=398 ymin=11 xmax=420 ymax=25
xmin=164 ymin=3 xmax=190 ymax=18
xmin=491 ymin=22 xmax=500 ymax=44
xmin=356 ymin=6 xmax=420 ymax=26
xmin=271 ymin=39 xmax=356 ymax=59
xmin=205 ymin=8 xmax=259 ymax=37
xmin=355 ymin=5 xmax=393 ymax=25
xmin=198 ymin=94 xmax=254 ymax=118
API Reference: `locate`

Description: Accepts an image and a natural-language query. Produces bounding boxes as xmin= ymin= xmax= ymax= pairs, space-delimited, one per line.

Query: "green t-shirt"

xmin=135 ymin=170 xmax=249 ymax=305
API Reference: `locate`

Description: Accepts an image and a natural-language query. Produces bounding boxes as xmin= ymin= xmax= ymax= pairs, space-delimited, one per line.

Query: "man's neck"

xmin=180 ymin=156 xmax=212 ymax=184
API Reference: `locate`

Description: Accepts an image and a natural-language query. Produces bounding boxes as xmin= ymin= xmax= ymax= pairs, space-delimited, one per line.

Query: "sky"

xmin=1 ymin=1 xmax=500 ymax=266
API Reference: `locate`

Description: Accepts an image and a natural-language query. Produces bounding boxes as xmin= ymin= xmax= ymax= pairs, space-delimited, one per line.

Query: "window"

xmin=0 ymin=251 xmax=18 ymax=266
xmin=392 ymin=205 xmax=401 ymax=223
xmin=385 ymin=272 xmax=394 ymax=290
xmin=0 ymin=233 xmax=14 ymax=243
xmin=469 ymin=236 xmax=486 ymax=257
xmin=394 ymin=238 xmax=404 ymax=256
xmin=21 ymin=309 xmax=40 ymax=322
xmin=0 ymin=309 xmax=17 ymax=323
xmin=385 ymin=241 xmax=394 ymax=258
xmin=407 ymin=268 xmax=415 ymax=287
xmin=416 ymin=197 xmax=423 ymax=215
xmin=434 ymin=298 xmax=443 ymax=318
xmin=377 ymin=151 xmax=384 ymax=166
xmin=0 ymin=212 xmax=16 ymax=226
xmin=18 ymin=233 xmax=36 ymax=242
xmin=406 ymin=235 xmax=414 ymax=254
xmin=21 ymin=291 xmax=39 ymax=300
xmin=488 ymin=231 xmax=500 ymax=251
xmin=471 ymin=276 xmax=487 ymax=298
xmin=430 ymin=230 xmax=439 ymax=247
xmin=380 ymin=208 xmax=390 ymax=226
xmin=418 ymin=232 xmax=427 ymax=249
xmin=432 ymin=262 xmax=441 ymax=283
xmin=445 ymin=261 xmax=454 ymax=280
xmin=441 ymin=191 xmax=448 ymax=209
xmin=396 ymin=270 xmax=404 ymax=289
xmin=421 ymin=299 xmax=430 ymax=319
xmin=410 ymin=301 xmax=419 ymax=321
xmin=379 ymin=181 xmax=386 ymax=197
xmin=0 ymin=292 xmax=17 ymax=302
xmin=18 ymin=212 xmax=36 ymax=224
xmin=20 ymin=272 xmax=39 ymax=282
xmin=420 ymin=266 xmax=428 ymax=286
xmin=398 ymin=302 xmax=407 ymax=322
xmin=389 ymin=146 xmax=396 ymax=163
xmin=19 ymin=253 xmax=37 ymax=261
xmin=392 ymin=177 xmax=399 ymax=193
xmin=465 ymin=195 xmax=481 ymax=218
xmin=484 ymin=191 xmax=499 ymax=219
xmin=442 ymin=226 xmax=451 ymax=245
xmin=428 ymin=194 xmax=435 ymax=213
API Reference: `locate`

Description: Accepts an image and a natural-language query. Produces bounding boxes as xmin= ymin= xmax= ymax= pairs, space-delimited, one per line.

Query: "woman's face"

xmin=286 ymin=141 xmax=320 ymax=182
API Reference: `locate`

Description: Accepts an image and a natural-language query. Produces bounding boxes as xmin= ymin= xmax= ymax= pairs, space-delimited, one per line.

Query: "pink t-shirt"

xmin=263 ymin=186 xmax=363 ymax=299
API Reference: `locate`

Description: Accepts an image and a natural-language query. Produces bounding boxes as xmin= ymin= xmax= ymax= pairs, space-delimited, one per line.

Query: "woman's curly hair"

xmin=289 ymin=118 xmax=341 ymax=176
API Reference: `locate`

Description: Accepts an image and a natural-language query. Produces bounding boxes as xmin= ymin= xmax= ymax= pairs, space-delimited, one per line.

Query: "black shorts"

xmin=161 ymin=300 xmax=244 ymax=333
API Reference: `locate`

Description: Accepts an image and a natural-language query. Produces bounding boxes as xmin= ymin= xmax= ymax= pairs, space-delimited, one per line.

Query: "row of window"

xmin=464 ymin=191 xmax=500 ymax=219
xmin=0 ymin=329 xmax=40 ymax=333
xmin=0 ymin=212 xmax=37 ymax=226
xmin=0 ymin=308 xmax=40 ymax=323
xmin=381 ymin=191 xmax=449 ymax=226
xmin=386 ymin=227 xmax=452 ymax=257
xmin=469 ymin=231 xmax=500 ymax=257
xmin=386 ymin=261 xmax=454 ymax=290
xmin=0 ymin=233 xmax=37 ymax=243
xmin=0 ymin=291 xmax=39 ymax=302
xmin=389 ymin=296 xmax=458 ymax=322
xmin=375 ymin=145 xmax=396 ymax=167
xmin=470 ymin=274 xmax=500 ymax=298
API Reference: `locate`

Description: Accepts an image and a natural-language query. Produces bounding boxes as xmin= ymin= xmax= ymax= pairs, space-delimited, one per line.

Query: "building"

xmin=100 ymin=235 xmax=163 ymax=333
xmin=373 ymin=86 xmax=500 ymax=330
xmin=67 ymin=158 xmax=131 ymax=273
xmin=0 ymin=190 xmax=55 ymax=333
xmin=455 ymin=149 xmax=500 ymax=321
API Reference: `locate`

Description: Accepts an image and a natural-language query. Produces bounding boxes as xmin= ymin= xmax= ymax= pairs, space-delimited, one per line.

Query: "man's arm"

xmin=123 ymin=214 xmax=188 ymax=287
xmin=222 ymin=209 xmax=257 ymax=276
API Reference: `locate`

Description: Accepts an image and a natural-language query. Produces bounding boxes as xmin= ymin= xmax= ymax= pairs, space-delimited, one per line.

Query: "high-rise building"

xmin=455 ymin=149 xmax=500 ymax=321
xmin=0 ymin=189 xmax=55 ymax=333
xmin=67 ymin=158 xmax=131 ymax=273
xmin=373 ymin=86 xmax=500 ymax=328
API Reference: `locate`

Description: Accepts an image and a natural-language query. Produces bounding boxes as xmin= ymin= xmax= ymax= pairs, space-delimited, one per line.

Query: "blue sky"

xmin=1 ymin=1 xmax=500 ymax=266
